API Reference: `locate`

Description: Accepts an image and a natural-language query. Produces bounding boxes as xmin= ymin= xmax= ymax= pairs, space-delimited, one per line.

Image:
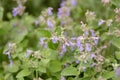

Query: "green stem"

xmin=36 ymin=70 xmax=38 ymax=79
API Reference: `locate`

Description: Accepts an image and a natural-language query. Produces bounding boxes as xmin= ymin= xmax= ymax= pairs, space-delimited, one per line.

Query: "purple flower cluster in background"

xmin=60 ymin=1 xmax=66 ymax=7
xmin=12 ymin=4 xmax=25 ymax=17
xmin=71 ymin=0 xmax=77 ymax=6
xmin=57 ymin=7 xmax=70 ymax=19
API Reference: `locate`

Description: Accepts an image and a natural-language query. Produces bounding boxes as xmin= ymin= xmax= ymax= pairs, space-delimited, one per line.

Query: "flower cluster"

xmin=85 ymin=10 xmax=96 ymax=21
xmin=3 ymin=0 xmax=119 ymax=79
xmin=101 ymin=0 xmax=110 ymax=5
xmin=12 ymin=0 xmax=26 ymax=17
xmin=114 ymin=8 xmax=120 ymax=22
xmin=34 ymin=7 xmax=56 ymax=30
xmin=98 ymin=19 xmax=113 ymax=27
xmin=12 ymin=5 xmax=25 ymax=17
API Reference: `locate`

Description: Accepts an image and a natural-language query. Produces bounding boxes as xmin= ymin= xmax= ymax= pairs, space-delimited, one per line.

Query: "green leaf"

xmin=78 ymin=77 xmax=92 ymax=80
xmin=41 ymin=49 xmax=52 ymax=58
xmin=48 ymin=60 xmax=62 ymax=73
xmin=55 ymin=26 xmax=62 ymax=35
xmin=16 ymin=69 xmax=31 ymax=78
xmin=5 ymin=64 xmax=19 ymax=73
xmin=13 ymin=29 xmax=28 ymax=44
xmin=36 ymin=29 xmax=51 ymax=37
xmin=46 ymin=78 xmax=52 ymax=80
xmin=100 ymin=33 xmax=108 ymax=41
xmin=111 ymin=37 xmax=120 ymax=49
xmin=102 ymin=71 xmax=115 ymax=79
xmin=38 ymin=59 xmax=50 ymax=73
xmin=61 ymin=66 xmax=79 ymax=76
xmin=0 ymin=7 xmax=4 ymax=21
xmin=4 ymin=73 xmax=11 ymax=80
xmin=115 ymin=51 xmax=120 ymax=60
xmin=48 ymin=40 xmax=59 ymax=50
xmin=17 ymin=77 xmax=24 ymax=80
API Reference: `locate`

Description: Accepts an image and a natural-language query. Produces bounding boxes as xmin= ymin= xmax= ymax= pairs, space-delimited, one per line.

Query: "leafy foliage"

xmin=0 ymin=0 xmax=120 ymax=80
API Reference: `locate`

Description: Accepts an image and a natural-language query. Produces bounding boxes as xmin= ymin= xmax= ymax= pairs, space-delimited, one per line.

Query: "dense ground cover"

xmin=0 ymin=0 xmax=120 ymax=80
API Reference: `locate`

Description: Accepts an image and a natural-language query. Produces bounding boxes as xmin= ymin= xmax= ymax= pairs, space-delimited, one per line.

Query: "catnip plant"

xmin=0 ymin=0 xmax=120 ymax=80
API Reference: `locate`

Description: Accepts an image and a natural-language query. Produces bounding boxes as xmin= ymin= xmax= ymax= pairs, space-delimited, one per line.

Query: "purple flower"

xmin=78 ymin=44 xmax=84 ymax=51
xmin=85 ymin=43 xmax=92 ymax=52
xmin=98 ymin=19 xmax=105 ymax=26
xmin=71 ymin=0 xmax=77 ymax=6
xmin=59 ymin=44 xmax=67 ymax=58
xmin=90 ymin=62 xmax=96 ymax=67
xmin=70 ymin=42 xmax=75 ymax=51
xmin=26 ymin=49 xmax=33 ymax=58
xmin=90 ymin=30 xmax=96 ymax=37
xmin=115 ymin=67 xmax=120 ymax=78
xmin=47 ymin=19 xmax=54 ymax=28
xmin=44 ymin=42 xmax=48 ymax=48
xmin=12 ymin=5 xmax=25 ymax=17
xmin=12 ymin=8 xmax=19 ymax=17
xmin=39 ymin=38 xmax=46 ymax=45
xmin=48 ymin=7 xmax=53 ymax=16
xmin=39 ymin=38 xmax=48 ymax=48
xmin=34 ymin=20 xmax=39 ymax=26
xmin=51 ymin=37 xmax=59 ymax=43
xmin=75 ymin=60 xmax=79 ymax=64
xmin=7 ymin=53 xmax=11 ymax=59
xmin=76 ymin=38 xmax=84 ymax=51
xmin=90 ymin=53 xmax=95 ymax=59
xmin=62 ymin=44 xmax=67 ymax=53
xmin=60 ymin=1 xmax=66 ymax=7
xmin=57 ymin=7 xmax=70 ymax=18
xmin=94 ymin=38 xmax=99 ymax=45
xmin=84 ymin=30 xmax=89 ymax=36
